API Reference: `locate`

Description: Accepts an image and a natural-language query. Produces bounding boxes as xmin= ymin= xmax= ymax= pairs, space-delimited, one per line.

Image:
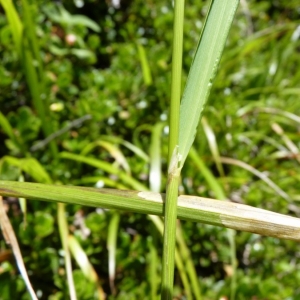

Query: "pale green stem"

xmin=161 ymin=172 xmax=180 ymax=299
xmin=167 ymin=0 xmax=185 ymax=163
xmin=161 ymin=0 xmax=185 ymax=298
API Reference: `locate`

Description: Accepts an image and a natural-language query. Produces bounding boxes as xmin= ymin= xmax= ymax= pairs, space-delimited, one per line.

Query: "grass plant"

xmin=0 ymin=0 xmax=300 ymax=299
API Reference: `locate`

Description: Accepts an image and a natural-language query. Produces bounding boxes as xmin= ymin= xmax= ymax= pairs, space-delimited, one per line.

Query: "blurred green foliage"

xmin=1 ymin=0 xmax=300 ymax=299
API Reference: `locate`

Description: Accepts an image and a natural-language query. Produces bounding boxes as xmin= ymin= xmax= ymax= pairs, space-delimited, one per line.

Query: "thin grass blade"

xmin=188 ymin=148 xmax=236 ymax=299
xmin=107 ymin=212 xmax=120 ymax=296
xmin=148 ymin=235 xmax=159 ymax=300
xmin=60 ymin=152 xmax=147 ymax=191
xmin=0 ymin=196 xmax=38 ymax=300
xmin=0 ymin=0 xmax=23 ymax=55
xmin=201 ymin=117 xmax=225 ymax=177
xmin=68 ymin=235 xmax=105 ymax=300
xmin=100 ymin=135 xmax=149 ymax=163
xmin=149 ymin=122 xmax=165 ymax=193
xmin=220 ymin=156 xmax=291 ymax=201
xmin=271 ymin=122 xmax=300 ymax=163
xmin=137 ymin=42 xmax=152 ymax=86
xmin=1 ymin=156 xmax=52 ymax=184
xmin=81 ymin=140 xmax=131 ymax=175
xmin=189 ymin=147 xmax=226 ymax=200
xmin=58 ymin=203 xmax=77 ymax=300
xmin=176 ymin=222 xmax=202 ymax=300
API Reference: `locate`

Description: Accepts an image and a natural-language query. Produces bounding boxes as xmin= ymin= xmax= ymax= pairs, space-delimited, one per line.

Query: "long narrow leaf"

xmin=0 ymin=196 xmax=38 ymax=300
xmin=58 ymin=203 xmax=77 ymax=300
xmin=1 ymin=181 xmax=299 ymax=241
xmin=137 ymin=43 xmax=152 ymax=86
xmin=68 ymin=235 xmax=105 ymax=300
xmin=220 ymin=156 xmax=291 ymax=201
xmin=0 ymin=0 xmax=23 ymax=55
xmin=188 ymin=148 xmax=237 ymax=299
xmin=149 ymin=122 xmax=165 ymax=192
xmin=107 ymin=213 xmax=120 ymax=296
xmin=1 ymin=156 xmax=52 ymax=184
xmin=60 ymin=152 xmax=147 ymax=191
xmin=178 ymin=0 xmax=239 ymax=168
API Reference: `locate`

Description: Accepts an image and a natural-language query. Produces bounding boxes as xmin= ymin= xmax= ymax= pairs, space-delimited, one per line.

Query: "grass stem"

xmin=161 ymin=0 xmax=185 ymax=298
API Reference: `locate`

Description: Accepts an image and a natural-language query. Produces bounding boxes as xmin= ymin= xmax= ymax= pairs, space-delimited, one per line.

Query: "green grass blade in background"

xmin=0 ymin=157 xmax=80 ymax=299
xmin=189 ymin=147 xmax=226 ymax=200
xmin=147 ymin=235 xmax=159 ymax=300
xmin=227 ymin=228 xmax=237 ymax=300
xmin=0 ymin=0 xmax=23 ymax=55
xmin=137 ymin=42 xmax=152 ymax=86
xmin=73 ymin=176 xmax=128 ymax=190
xmin=22 ymin=44 xmax=57 ymax=156
xmin=1 ymin=0 xmax=57 ymax=156
xmin=58 ymin=203 xmax=77 ymax=300
xmin=0 ymin=112 xmax=24 ymax=153
xmin=68 ymin=235 xmax=105 ymax=300
xmin=22 ymin=0 xmax=54 ymax=148
xmin=201 ymin=117 xmax=225 ymax=177
xmin=100 ymin=135 xmax=150 ymax=163
xmin=244 ymin=106 xmax=300 ymax=125
xmin=189 ymin=147 xmax=237 ymax=299
xmin=173 ymin=248 xmax=192 ymax=299
xmin=149 ymin=122 xmax=165 ymax=193
xmin=107 ymin=212 xmax=120 ymax=296
xmin=271 ymin=122 xmax=300 ymax=163
xmin=22 ymin=0 xmax=44 ymax=84
xmin=178 ymin=0 xmax=239 ymax=168
xmin=176 ymin=222 xmax=202 ymax=300
xmin=18 ymin=175 xmax=27 ymax=227
xmin=81 ymin=140 xmax=131 ymax=175
xmin=0 ymin=196 xmax=38 ymax=300
xmin=220 ymin=156 xmax=291 ymax=201
xmin=60 ymin=152 xmax=147 ymax=191
xmin=0 ymin=112 xmax=15 ymax=141
xmin=1 ymin=156 xmax=52 ymax=184
xmin=57 ymin=4 xmax=100 ymax=32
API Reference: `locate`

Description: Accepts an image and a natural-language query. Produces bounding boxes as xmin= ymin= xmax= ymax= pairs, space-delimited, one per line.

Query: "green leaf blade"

xmin=1 ymin=181 xmax=300 ymax=242
xmin=178 ymin=0 xmax=239 ymax=168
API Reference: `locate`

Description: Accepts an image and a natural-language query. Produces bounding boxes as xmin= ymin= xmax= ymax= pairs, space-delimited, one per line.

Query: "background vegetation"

xmin=1 ymin=0 xmax=300 ymax=299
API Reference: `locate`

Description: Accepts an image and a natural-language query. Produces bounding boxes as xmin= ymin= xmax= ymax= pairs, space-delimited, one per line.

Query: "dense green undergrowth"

xmin=1 ymin=0 xmax=300 ymax=299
